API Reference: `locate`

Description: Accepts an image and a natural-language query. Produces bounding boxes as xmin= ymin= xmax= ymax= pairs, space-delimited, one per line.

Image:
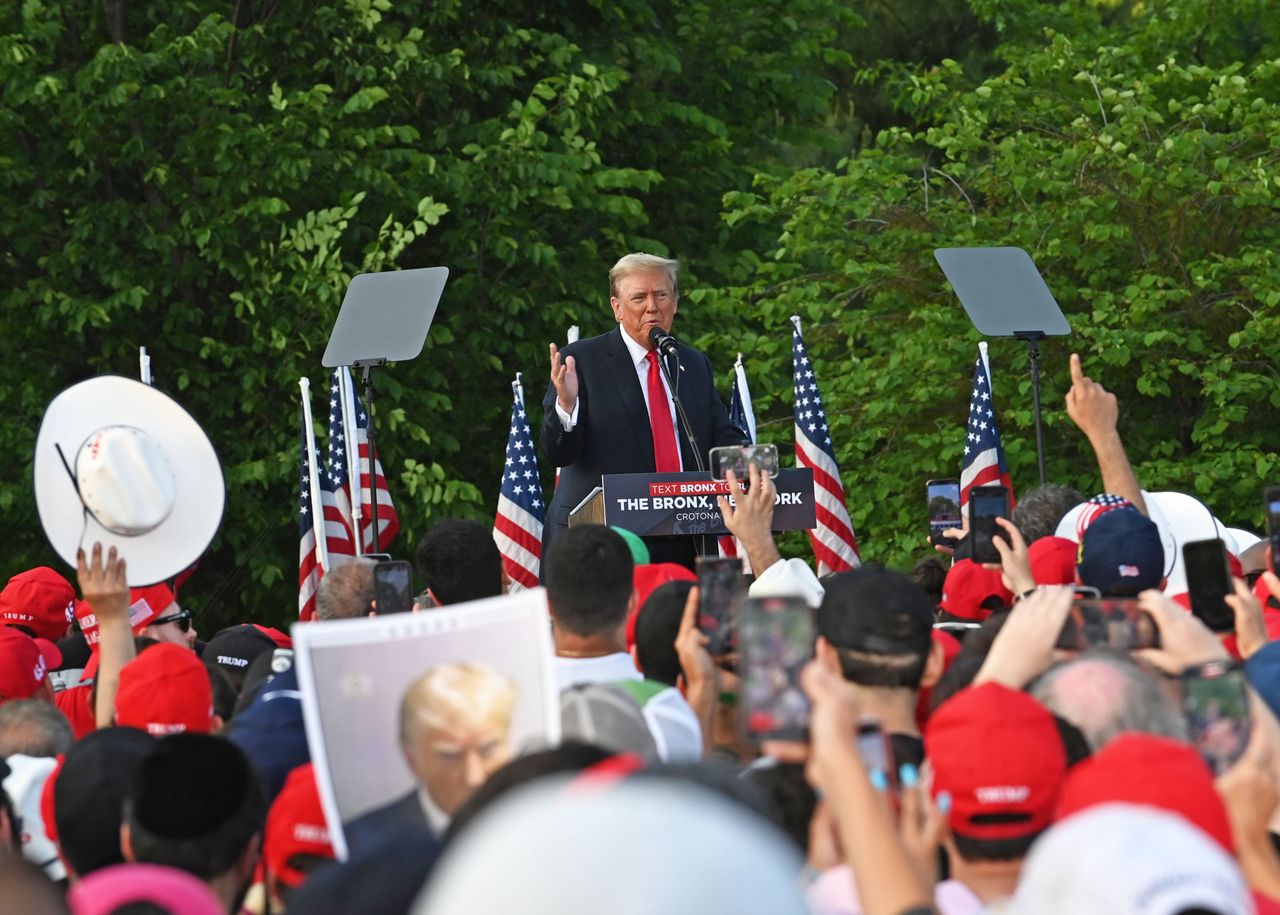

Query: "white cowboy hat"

xmin=34 ymin=376 xmax=225 ymax=586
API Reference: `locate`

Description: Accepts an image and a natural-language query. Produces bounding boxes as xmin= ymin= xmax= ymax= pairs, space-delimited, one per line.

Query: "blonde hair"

xmin=399 ymin=662 xmax=517 ymax=743
xmin=609 ymin=253 xmax=680 ymax=299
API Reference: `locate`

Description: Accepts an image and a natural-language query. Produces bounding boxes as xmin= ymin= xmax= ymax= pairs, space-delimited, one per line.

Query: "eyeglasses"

xmin=152 ymin=611 xmax=192 ymax=633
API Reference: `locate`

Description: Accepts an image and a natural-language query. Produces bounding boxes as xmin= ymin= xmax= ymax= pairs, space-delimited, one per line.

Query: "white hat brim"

xmin=34 ymin=376 xmax=225 ymax=587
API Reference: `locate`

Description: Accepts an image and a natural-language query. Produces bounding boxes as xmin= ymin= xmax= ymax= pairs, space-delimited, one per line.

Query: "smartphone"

xmin=856 ymin=718 xmax=898 ymax=793
xmin=1182 ymin=659 xmax=1252 ymax=776
xmin=1182 ymin=539 xmax=1234 ymax=633
xmin=1265 ymin=486 xmax=1280 ymax=576
xmin=697 ymin=555 xmax=742 ymax=656
xmin=1056 ymin=598 xmax=1160 ymax=652
xmin=739 ymin=596 xmax=815 ymax=742
xmin=968 ymin=485 xmax=1010 ymax=564
xmin=709 ymin=443 xmax=780 ymax=482
xmin=927 ymin=478 xmax=963 ymax=546
xmin=373 ymin=560 xmax=414 ymax=615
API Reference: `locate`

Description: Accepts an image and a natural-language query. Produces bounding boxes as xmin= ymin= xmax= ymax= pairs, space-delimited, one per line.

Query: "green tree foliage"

xmin=0 ymin=0 xmax=854 ymax=625
xmin=698 ymin=1 xmax=1280 ymax=569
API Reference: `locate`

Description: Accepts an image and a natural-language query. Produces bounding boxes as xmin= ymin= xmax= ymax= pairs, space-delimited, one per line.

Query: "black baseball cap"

xmin=53 ymin=726 xmax=156 ymax=876
xmin=816 ymin=565 xmax=935 ymax=657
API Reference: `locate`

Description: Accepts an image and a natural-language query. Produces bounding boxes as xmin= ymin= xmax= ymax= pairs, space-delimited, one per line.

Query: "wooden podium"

xmin=568 ymin=469 xmax=816 ymax=536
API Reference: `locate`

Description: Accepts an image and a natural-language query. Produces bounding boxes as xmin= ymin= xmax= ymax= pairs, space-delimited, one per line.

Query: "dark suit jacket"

xmin=541 ymin=326 xmax=745 ymax=551
xmin=342 ymin=789 xmax=433 ymax=858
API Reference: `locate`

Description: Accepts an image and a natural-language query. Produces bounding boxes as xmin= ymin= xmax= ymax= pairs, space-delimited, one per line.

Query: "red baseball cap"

xmin=926 ymin=682 xmax=1067 ymax=841
xmin=75 ymin=582 xmax=174 ymax=653
xmin=0 ymin=567 xmax=76 ymax=641
xmin=939 ymin=559 xmax=1013 ymax=621
xmin=627 ymin=563 xmax=697 ymax=649
xmin=114 ymin=644 xmax=213 ymax=736
xmin=1028 ymin=537 xmax=1078 ymax=586
xmin=265 ymin=763 xmax=334 ymax=889
xmin=0 ymin=628 xmax=61 ymax=703
xmin=1055 ymin=733 xmax=1234 ymax=853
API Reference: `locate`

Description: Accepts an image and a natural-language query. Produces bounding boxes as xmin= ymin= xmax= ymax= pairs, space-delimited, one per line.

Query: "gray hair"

xmin=0 ymin=699 xmax=74 ymax=758
xmin=315 ymin=557 xmax=376 ymax=621
xmin=1012 ymin=483 xmax=1084 ymax=544
xmin=609 ymin=253 xmax=679 ymax=299
xmin=1031 ymin=652 xmax=1188 ymax=751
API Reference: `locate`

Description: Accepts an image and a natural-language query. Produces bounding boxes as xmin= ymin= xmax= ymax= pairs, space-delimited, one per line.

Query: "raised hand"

xmin=549 ymin=342 xmax=578 ymax=413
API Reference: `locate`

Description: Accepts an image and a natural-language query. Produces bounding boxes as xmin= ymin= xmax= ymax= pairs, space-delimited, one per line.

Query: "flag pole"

xmin=337 ymin=367 xmax=364 ymax=557
xmin=139 ymin=347 xmax=152 ymax=385
xmin=299 ymin=378 xmax=330 ymax=574
xmin=513 ymin=372 xmax=524 ymax=408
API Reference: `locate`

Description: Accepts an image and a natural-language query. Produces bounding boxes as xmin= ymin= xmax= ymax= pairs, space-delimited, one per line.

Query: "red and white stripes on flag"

xmin=959 ymin=342 xmax=1015 ymax=512
xmin=494 ymin=374 xmax=547 ymax=590
xmin=333 ymin=366 xmax=399 ymax=553
xmin=791 ymin=316 xmax=860 ymax=575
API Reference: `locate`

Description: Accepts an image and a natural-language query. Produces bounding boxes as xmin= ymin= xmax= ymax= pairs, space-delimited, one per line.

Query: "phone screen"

xmin=740 ymin=597 xmax=814 ymax=742
xmin=1183 ymin=662 xmax=1252 ymax=776
xmin=968 ymin=486 xmax=1009 ymax=564
xmin=927 ymin=479 xmax=962 ymax=545
xmin=1182 ymin=539 xmax=1234 ymax=632
xmin=373 ymin=560 xmax=414 ymax=615
xmin=709 ymin=443 xmax=780 ymax=482
xmin=1266 ymin=487 xmax=1280 ymax=576
xmin=697 ymin=556 xmax=742 ymax=656
xmin=1056 ymin=599 xmax=1159 ymax=651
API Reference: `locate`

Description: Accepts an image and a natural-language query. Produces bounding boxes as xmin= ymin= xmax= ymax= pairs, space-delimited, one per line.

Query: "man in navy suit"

xmin=541 ymin=253 xmax=746 ymax=563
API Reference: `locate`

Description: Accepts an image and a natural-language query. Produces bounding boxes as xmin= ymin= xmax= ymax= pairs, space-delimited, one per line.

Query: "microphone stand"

xmin=653 ymin=336 xmax=712 ymax=557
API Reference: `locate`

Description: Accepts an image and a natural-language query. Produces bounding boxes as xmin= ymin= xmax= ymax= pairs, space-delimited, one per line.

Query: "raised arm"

xmin=1065 ymin=352 xmax=1147 ymax=515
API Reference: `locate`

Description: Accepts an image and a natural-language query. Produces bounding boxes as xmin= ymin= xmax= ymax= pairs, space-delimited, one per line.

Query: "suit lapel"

xmin=604 ymin=327 xmax=655 ymax=469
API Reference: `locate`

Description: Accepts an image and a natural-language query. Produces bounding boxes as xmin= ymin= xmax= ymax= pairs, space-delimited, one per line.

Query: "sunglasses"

xmin=152 ymin=610 xmax=192 ymax=633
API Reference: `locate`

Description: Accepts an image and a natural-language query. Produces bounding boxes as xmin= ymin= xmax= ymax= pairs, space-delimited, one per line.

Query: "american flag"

xmin=1074 ymin=493 xmax=1131 ymax=539
xmin=321 ymin=370 xmax=359 ymax=559
xmin=720 ymin=354 xmax=759 ymax=567
xmin=332 ymin=367 xmax=400 ymax=553
xmin=493 ymin=376 xmax=546 ymax=590
xmin=791 ymin=317 xmax=860 ymax=575
xmin=960 ymin=342 xmax=1015 ymax=512
xmin=298 ymin=410 xmax=324 ymax=621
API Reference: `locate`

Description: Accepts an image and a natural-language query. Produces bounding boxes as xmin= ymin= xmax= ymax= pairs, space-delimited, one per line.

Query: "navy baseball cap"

xmin=1076 ymin=507 xmax=1165 ymax=596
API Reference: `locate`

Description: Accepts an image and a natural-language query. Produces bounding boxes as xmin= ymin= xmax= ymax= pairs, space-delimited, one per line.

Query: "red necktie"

xmin=646 ymin=350 xmax=680 ymax=472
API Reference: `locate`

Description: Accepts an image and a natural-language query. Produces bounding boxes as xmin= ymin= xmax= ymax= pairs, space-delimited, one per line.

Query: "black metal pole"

xmin=1022 ymin=334 xmax=1048 ymax=486
xmin=362 ymin=365 xmax=381 ymax=550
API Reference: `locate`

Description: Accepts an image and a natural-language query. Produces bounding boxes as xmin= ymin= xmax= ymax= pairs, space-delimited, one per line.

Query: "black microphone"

xmin=649 ymin=325 xmax=679 ymax=357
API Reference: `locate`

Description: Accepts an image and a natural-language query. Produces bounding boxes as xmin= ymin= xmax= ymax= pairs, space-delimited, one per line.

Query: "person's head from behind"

xmin=911 ymin=557 xmax=947 ymax=605
xmin=114 ymin=643 xmax=218 ymax=736
xmin=1075 ymin=506 xmax=1166 ymax=596
xmin=0 ymin=855 xmax=69 ymax=915
xmin=0 ymin=698 xmax=74 ymax=758
xmin=1011 ymin=483 xmax=1084 ymax=544
xmin=123 ymin=734 xmax=266 ymax=908
xmin=53 ymin=727 xmax=156 ymax=878
xmin=263 ymin=763 xmax=335 ymax=909
xmin=414 ymin=519 xmax=507 ymax=606
xmin=632 ymin=580 xmax=692 ymax=687
xmin=544 ymin=525 xmax=635 ymax=642
xmin=67 ymin=862 xmax=225 ymax=915
xmin=926 ymin=682 xmax=1068 ymax=867
xmin=315 ymin=558 xmax=375 ymax=620
xmin=1030 ymin=651 xmax=1187 ymax=751
xmin=400 ymin=663 xmax=518 ymax=816
xmin=0 ymin=628 xmax=58 ymax=706
xmin=815 ymin=565 xmax=942 ymax=695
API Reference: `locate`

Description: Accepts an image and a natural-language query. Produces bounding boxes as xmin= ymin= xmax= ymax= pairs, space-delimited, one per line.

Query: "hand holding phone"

xmin=1055 ymin=598 xmax=1160 ymax=652
xmin=710 ymin=443 xmax=779 ymax=482
xmin=968 ymin=486 xmax=1010 ymax=564
xmin=927 ymin=478 xmax=963 ymax=547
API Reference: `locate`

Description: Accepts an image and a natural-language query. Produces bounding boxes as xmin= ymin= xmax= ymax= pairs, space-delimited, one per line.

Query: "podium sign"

xmin=600 ymin=469 xmax=816 ymax=537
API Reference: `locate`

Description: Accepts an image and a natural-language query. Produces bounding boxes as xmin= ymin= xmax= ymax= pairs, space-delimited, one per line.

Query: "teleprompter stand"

xmin=933 ymin=247 xmax=1071 ymax=486
xmin=323 ymin=268 xmax=449 ymax=549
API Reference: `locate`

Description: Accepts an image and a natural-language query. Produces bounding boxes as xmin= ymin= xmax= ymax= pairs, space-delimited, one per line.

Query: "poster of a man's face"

xmin=293 ymin=587 xmax=559 ymax=858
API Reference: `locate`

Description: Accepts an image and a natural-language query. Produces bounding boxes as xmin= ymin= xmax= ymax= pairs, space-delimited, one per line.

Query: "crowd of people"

xmin=6 ymin=303 xmax=1280 ymax=915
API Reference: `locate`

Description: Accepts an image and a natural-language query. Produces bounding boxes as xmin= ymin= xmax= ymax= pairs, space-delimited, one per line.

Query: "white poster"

xmin=293 ymin=588 xmax=560 ymax=859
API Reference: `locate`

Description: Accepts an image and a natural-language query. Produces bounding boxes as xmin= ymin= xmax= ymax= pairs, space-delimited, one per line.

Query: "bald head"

xmin=1031 ymin=653 xmax=1187 ymax=751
